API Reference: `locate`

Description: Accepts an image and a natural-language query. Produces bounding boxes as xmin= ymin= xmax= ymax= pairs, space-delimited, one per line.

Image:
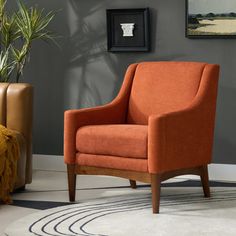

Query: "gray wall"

xmin=12 ymin=0 xmax=236 ymax=164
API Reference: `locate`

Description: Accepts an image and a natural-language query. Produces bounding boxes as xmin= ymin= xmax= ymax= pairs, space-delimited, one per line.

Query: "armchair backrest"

xmin=127 ymin=62 xmax=216 ymax=124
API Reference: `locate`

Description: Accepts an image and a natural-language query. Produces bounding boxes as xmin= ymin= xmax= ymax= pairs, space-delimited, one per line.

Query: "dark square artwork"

xmin=107 ymin=8 xmax=150 ymax=52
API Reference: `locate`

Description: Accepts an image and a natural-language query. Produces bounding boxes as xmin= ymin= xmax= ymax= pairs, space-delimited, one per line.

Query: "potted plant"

xmin=0 ymin=0 xmax=56 ymax=199
xmin=0 ymin=0 xmax=56 ymax=82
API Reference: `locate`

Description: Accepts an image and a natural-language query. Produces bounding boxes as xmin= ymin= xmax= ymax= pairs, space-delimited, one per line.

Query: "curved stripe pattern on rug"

xmin=5 ymin=187 xmax=236 ymax=236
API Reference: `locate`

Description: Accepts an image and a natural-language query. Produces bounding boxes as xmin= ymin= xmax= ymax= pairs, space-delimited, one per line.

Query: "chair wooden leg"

xmin=200 ymin=165 xmax=210 ymax=198
xmin=151 ymin=174 xmax=161 ymax=214
xmin=67 ymin=164 xmax=76 ymax=202
xmin=129 ymin=180 xmax=137 ymax=189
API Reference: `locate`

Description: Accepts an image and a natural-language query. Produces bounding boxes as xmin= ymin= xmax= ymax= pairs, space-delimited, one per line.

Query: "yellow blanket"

xmin=0 ymin=125 xmax=20 ymax=203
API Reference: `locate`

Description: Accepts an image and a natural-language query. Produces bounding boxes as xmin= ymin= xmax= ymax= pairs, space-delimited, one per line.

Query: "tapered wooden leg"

xmin=129 ymin=180 xmax=137 ymax=189
xmin=200 ymin=165 xmax=210 ymax=198
xmin=151 ymin=174 xmax=161 ymax=214
xmin=67 ymin=164 xmax=76 ymax=202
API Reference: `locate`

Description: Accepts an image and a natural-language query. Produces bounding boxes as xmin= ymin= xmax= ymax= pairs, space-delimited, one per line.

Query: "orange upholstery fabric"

xmin=148 ymin=64 xmax=220 ymax=173
xmin=76 ymin=153 xmax=148 ymax=172
xmin=76 ymin=124 xmax=147 ymax=159
xmin=64 ymin=61 xmax=220 ymax=174
xmin=127 ymin=62 xmax=206 ymax=124
xmin=64 ymin=64 xmax=138 ymax=164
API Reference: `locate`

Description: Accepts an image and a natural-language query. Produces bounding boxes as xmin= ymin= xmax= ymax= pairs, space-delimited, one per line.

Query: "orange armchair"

xmin=64 ymin=62 xmax=220 ymax=213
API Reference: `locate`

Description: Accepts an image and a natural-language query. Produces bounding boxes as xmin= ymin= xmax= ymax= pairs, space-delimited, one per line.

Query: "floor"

xmin=1 ymin=170 xmax=236 ymax=235
xmin=0 ymin=170 xmax=147 ymax=235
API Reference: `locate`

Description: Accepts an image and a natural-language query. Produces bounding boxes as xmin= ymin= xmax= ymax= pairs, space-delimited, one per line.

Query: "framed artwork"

xmin=186 ymin=0 xmax=236 ymax=38
xmin=106 ymin=8 xmax=150 ymax=52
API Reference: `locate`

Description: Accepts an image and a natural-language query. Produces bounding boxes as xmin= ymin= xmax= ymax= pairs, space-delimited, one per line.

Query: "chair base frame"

xmin=67 ymin=164 xmax=210 ymax=214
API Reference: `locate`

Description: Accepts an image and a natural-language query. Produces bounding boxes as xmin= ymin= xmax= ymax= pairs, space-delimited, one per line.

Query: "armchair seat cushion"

xmin=76 ymin=124 xmax=148 ymax=159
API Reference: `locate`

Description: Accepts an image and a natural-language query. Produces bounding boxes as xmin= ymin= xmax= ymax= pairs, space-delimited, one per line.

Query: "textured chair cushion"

xmin=127 ymin=62 xmax=206 ymax=124
xmin=76 ymin=124 xmax=148 ymax=159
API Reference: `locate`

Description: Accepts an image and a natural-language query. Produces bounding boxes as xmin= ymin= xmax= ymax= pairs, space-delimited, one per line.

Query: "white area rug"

xmin=5 ymin=187 xmax=236 ymax=236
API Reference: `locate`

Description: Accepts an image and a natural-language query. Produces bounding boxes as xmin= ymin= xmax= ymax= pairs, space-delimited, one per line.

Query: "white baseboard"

xmin=33 ymin=154 xmax=236 ymax=182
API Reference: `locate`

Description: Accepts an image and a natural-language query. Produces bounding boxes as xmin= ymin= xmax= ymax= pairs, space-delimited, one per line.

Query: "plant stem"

xmin=15 ymin=42 xmax=31 ymax=83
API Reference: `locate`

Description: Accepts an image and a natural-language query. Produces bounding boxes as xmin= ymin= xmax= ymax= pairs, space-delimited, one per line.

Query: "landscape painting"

xmin=186 ymin=0 xmax=236 ymax=38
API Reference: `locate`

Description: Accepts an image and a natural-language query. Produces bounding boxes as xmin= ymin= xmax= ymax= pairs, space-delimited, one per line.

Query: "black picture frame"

xmin=186 ymin=0 xmax=236 ymax=39
xmin=106 ymin=8 xmax=150 ymax=52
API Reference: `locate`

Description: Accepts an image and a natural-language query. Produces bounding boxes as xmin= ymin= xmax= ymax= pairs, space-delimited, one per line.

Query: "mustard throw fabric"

xmin=0 ymin=125 xmax=19 ymax=203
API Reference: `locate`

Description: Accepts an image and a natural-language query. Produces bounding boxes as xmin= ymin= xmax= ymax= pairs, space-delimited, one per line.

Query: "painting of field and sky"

xmin=186 ymin=0 xmax=236 ymax=38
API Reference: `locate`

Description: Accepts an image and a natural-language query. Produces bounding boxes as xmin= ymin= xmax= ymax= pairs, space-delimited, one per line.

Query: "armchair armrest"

xmin=64 ymin=63 xmax=138 ymax=164
xmin=148 ymin=64 xmax=219 ymax=173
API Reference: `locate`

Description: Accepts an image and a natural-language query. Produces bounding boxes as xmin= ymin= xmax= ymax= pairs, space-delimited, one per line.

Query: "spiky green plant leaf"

xmin=0 ymin=0 xmax=6 ymax=19
xmin=15 ymin=1 xmax=55 ymax=43
xmin=1 ymin=13 xmax=21 ymax=47
xmin=0 ymin=48 xmax=16 ymax=82
xmin=0 ymin=0 xmax=57 ymax=82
